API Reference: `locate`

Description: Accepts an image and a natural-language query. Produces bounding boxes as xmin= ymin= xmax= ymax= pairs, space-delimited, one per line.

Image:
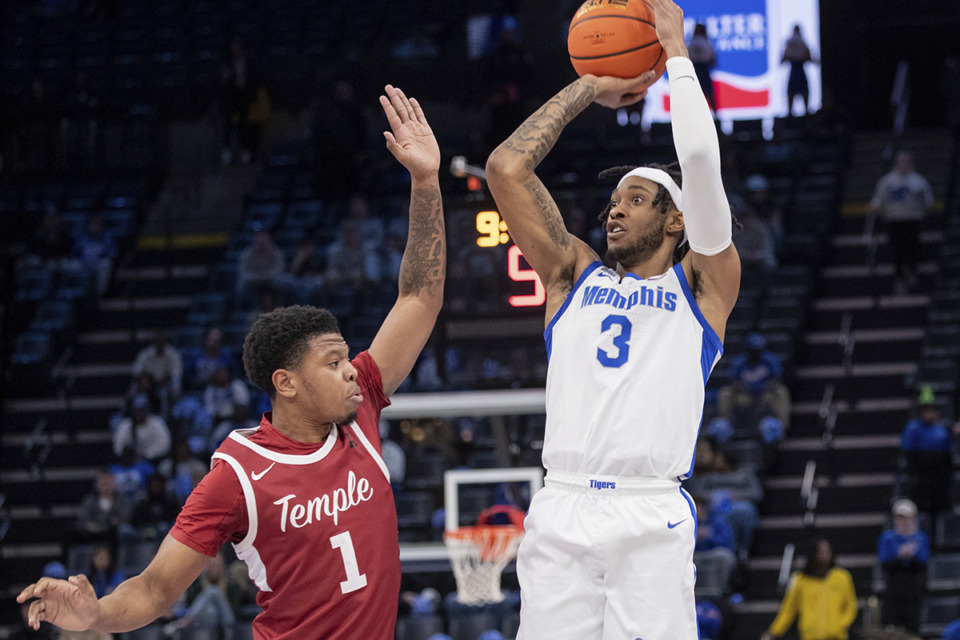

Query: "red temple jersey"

xmin=170 ymin=351 xmax=400 ymax=640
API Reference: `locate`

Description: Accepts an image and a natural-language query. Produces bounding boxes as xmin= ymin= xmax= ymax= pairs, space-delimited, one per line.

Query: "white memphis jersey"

xmin=542 ymin=261 xmax=723 ymax=479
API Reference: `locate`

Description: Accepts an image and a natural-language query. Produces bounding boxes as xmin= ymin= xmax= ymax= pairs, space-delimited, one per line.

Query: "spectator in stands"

xmin=209 ymin=403 xmax=258 ymax=452
xmin=685 ymin=445 xmax=762 ymax=559
xmin=687 ymin=24 xmax=716 ymax=111
xmin=163 ymin=553 xmax=236 ymax=637
xmin=73 ymin=471 xmax=133 ymax=546
xmin=72 ymin=213 xmax=116 ymax=295
xmin=877 ymin=498 xmax=929 ymax=634
xmin=696 ymin=599 xmax=723 ymax=640
xmin=30 ymin=205 xmax=73 ymax=264
xmin=112 ymin=393 xmax=172 ymax=464
xmin=131 ymin=472 xmax=180 ymax=542
xmin=87 ymin=545 xmax=124 ymax=599
xmin=717 ymin=332 xmax=791 ymax=432
xmin=781 ymin=25 xmax=815 ymax=117
xmin=65 ymin=71 xmax=100 ymax=166
xmin=278 ymin=237 xmax=326 ymax=304
xmin=312 ymin=78 xmax=368 ymax=199
xmin=131 ymin=331 xmax=183 ymax=412
xmin=380 ymin=419 xmax=406 ymax=496
xmin=347 ymin=194 xmax=385 ymax=250
xmin=245 ymin=285 xmax=281 ymax=330
xmin=325 ymin=218 xmax=382 ymax=288
xmin=220 ymin=38 xmax=258 ymax=166
xmin=761 ymin=539 xmax=857 ymax=640
xmin=380 ymin=229 xmax=407 ymax=284
xmin=108 ymin=446 xmax=154 ymax=503
xmin=733 ymin=206 xmax=778 ymax=288
xmin=203 ymin=364 xmax=251 ymax=423
xmin=237 ymin=230 xmax=285 ymax=301
xmin=692 ymin=494 xmax=737 ymax=597
xmin=184 ymin=327 xmax=236 ymax=391
xmin=743 ymin=174 xmax=785 ymax=253
xmin=900 ymin=385 xmax=953 ymax=521
xmin=868 ymin=150 xmax=934 ymax=293
xmin=226 ymin=559 xmax=260 ymax=620
xmin=158 ymin=440 xmax=210 ymax=505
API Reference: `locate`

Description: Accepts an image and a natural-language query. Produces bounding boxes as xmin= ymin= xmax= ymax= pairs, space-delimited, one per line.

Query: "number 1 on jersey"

xmin=597 ymin=314 xmax=632 ymax=368
xmin=330 ymin=531 xmax=368 ymax=594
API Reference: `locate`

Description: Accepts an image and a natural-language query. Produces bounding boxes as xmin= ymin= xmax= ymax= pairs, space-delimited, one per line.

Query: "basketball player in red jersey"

xmin=18 ymin=84 xmax=445 ymax=640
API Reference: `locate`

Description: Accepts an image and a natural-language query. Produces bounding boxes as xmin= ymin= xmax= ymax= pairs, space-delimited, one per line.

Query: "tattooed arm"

xmin=485 ymin=72 xmax=656 ymax=319
xmin=369 ymin=85 xmax=445 ymax=395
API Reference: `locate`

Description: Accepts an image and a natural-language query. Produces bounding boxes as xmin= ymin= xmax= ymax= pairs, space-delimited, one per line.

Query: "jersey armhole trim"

xmin=346 ymin=421 xmax=391 ymax=482
xmin=544 ymin=260 xmax=603 ymax=357
xmin=211 ymin=452 xmax=258 ymax=551
xmin=673 ymin=263 xmax=723 ymax=355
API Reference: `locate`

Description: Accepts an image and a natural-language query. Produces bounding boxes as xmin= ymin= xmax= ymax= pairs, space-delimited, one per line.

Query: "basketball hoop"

xmin=444 ymin=524 xmax=524 ymax=605
xmin=444 ymin=504 xmax=526 ymax=605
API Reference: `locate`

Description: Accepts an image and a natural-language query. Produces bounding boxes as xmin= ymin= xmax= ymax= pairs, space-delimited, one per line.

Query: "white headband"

xmin=617 ymin=167 xmax=683 ymax=210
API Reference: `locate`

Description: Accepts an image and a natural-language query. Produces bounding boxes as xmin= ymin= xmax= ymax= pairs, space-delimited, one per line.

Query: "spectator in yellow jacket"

xmin=761 ymin=539 xmax=858 ymax=640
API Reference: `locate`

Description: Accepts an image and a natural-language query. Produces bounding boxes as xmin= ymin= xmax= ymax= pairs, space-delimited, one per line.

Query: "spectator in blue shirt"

xmin=72 ymin=213 xmax=116 ymax=295
xmin=183 ymin=327 xmax=237 ymax=391
xmin=901 ymin=386 xmax=953 ymax=519
xmin=877 ymin=498 xmax=930 ymax=634
xmin=717 ymin=332 xmax=791 ymax=432
xmin=693 ymin=494 xmax=737 ymax=597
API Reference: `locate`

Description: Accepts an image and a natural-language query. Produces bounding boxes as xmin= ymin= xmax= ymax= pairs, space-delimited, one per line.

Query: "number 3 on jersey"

xmin=597 ymin=315 xmax=632 ymax=368
xmin=330 ymin=531 xmax=368 ymax=594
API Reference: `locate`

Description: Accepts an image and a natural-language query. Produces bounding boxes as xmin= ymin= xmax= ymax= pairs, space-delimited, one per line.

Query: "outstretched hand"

xmin=648 ymin=0 xmax=687 ymax=58
xmin=379 ymin=85 xmax=440 ymax=181
xmin=17 ymin=574 xmax=101 ymax=631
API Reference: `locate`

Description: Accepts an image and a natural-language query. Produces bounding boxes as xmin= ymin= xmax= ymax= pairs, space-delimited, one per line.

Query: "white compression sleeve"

xmin=667 ymin=57 xmax=732 ymax=256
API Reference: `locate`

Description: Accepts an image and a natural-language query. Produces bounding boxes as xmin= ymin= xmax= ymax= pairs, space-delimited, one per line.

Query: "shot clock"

xmin=474 ymin=210 xmax=545 ymax=308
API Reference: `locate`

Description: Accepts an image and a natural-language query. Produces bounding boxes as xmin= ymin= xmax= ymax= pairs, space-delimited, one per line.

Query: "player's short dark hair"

xmin=243 ymin=305 xmax=341 ymax=399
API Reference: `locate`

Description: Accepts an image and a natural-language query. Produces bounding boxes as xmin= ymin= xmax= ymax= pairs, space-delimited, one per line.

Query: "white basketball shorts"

xmin=516 ymin=471 xmax=698 ymax=640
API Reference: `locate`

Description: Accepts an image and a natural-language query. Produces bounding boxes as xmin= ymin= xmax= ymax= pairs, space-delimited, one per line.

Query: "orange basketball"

xmin=567 ymin=0 xmax=666 ymax=81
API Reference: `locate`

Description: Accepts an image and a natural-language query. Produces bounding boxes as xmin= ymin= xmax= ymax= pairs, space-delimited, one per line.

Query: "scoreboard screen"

xmin=642 ymin=0 xmax=821 ymax=128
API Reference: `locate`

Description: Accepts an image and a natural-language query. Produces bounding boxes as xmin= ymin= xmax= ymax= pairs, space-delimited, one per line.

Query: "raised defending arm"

xmin=368 ymin=85 xmax=445 ymax=396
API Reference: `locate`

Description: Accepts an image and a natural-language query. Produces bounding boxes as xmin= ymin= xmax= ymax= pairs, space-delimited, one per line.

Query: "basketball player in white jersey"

xmin=18 ymin=84 xmax=444 ymax=640
xmin=485 ymin=0 xmax=740 ymax=638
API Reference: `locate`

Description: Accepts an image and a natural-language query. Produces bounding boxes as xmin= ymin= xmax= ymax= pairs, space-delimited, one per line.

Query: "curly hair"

xmin=242 ymin=306 xmax=341 ymax=399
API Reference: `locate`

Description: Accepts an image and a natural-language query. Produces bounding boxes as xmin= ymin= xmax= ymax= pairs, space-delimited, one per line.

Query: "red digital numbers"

xmin=507 ymin=244 xmax=545 ymax=307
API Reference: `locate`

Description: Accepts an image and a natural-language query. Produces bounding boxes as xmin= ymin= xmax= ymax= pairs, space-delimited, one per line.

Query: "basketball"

xmin=567 ymin=0 xmax=666 ymax=81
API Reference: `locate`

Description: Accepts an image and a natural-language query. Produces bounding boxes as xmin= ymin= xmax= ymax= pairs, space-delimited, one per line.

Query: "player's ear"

xmin=666 ymin=209 xmax=685 ymax=236
xmin=272 ymin=369 xmax=297 ymax=399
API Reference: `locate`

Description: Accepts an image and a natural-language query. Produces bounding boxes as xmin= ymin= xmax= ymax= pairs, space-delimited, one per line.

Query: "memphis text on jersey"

xmin=581 ymin=283 xmax=678 ymax=312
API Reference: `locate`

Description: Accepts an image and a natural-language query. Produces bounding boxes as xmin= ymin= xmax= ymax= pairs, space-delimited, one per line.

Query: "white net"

xmin=443 ymin=525 xmax=524 ymax=605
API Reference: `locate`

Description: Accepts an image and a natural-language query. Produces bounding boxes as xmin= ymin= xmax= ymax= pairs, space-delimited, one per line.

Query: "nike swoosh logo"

xmin=251 ymin=463 xmax=276 ymax=481
xmin=667 ymin=519 xmax=687 ymax=529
